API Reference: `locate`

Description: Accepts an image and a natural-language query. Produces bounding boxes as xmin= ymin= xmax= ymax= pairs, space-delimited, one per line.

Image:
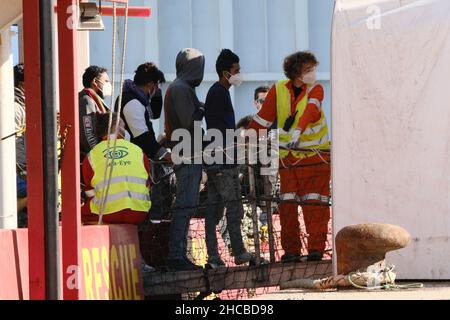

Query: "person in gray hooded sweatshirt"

xmin=164 ymin=48 xmax=206 ymax=271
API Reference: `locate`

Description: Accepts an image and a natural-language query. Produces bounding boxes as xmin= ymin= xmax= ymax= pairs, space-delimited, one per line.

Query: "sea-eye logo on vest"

xmin=103 ymin=146 xmax=129 ymax=160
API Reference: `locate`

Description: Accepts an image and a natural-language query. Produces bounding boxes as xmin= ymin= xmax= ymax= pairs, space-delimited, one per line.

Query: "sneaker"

xmin=307 ymin=251 xmax=323 ymax=262
xmin=142 ymin=263 xmax=156 ymax=274
xmin=207 ymin=257 xmax=226 ymax=269
xmin=140 ymin=255 xmax=156 ymax=274
xmin=167 ymin=258 xmax=203 ymax=271
xmin=234 ymin=251 xmax=256 ymax=265
xmin=281 ymin=253 xmax=303 ymax=263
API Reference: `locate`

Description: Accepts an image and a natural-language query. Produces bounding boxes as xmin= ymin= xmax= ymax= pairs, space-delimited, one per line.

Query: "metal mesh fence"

xmin=139 ymin=152 xmax=332 ymax=300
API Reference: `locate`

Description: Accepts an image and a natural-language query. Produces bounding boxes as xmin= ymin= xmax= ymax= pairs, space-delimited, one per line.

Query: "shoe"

xmin=281 ymin=253 xmax=303 ymax=263
xmin=249 ymin=256 xmax=270 ymax=266
xmin=183 ymin=257 xmax=205 ymax=269
xmin=140 ymin=255 xmax=156 ymax=274
xmin=167 ymin=258 xmax=203 ymax=271
xmin=207 ymin=256 xmax=226 ymax=269
xmin=142 ymin=263 xmax=156 ymax=274
xmin=307 ymin=251 xmax=323 ymax=262
xmin=234 ymin=251 xmax=256 ymax=265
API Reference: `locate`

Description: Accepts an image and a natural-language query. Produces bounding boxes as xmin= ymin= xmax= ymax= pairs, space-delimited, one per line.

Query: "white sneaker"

xmin=142 ymin=264 xmax=156 ymax=273
xmin=141 ymin=258 xmax=156 ymax=273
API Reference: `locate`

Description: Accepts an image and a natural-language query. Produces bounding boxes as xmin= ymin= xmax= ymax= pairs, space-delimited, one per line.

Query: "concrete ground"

xmin=253 ymin=282 xmax=450 ymax=300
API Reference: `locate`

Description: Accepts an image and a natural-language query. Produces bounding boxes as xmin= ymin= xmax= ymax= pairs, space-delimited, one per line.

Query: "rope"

xmin=98 ymin=1 xmax=129 ymax=224
xmin=0 ymin=127 xmax=26 ymax=142
xmin=347 ymin=266 xmax=424 ymax=291
xmin=97 ymin=2 xmax=117 ymax=224
xmin=1 ymin=127 xmax=28 ymax=176
xmin=58 ymin=124 xmax=72 ymax=172
xmin=312 ymin=148 xmax=330 ymax=165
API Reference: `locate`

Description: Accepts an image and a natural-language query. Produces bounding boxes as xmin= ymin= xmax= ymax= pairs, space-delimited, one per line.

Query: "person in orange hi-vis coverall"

xmin=248 ymin=51 xmax=331 ymax=262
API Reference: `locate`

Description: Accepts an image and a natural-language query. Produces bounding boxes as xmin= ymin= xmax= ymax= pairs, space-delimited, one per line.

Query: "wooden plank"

xmin=143 ymin=261 xmax=332 ymax=296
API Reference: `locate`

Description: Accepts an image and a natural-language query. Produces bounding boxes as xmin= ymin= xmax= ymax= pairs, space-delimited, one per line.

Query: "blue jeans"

xmin=16 ymin=174 xmax=27 ymax=198
xmin=168 ymin=164 xmax=202 ymax=261
xmin=205 ymin=167 xmax=245 ymax=259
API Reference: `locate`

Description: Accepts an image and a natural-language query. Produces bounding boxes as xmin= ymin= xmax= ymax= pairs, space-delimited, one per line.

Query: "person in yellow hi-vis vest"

xmin=81 ymin=112 xmax=151 ymax=225
xmin=248 ymin=51 xmax=331 ymax=262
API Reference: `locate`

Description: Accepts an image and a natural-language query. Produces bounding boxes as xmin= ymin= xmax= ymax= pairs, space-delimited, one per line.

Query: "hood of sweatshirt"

xmin=122 ymin=79 xmax=150 ymax=107
xmin=175 ymin=48 xmax=205 ymax=87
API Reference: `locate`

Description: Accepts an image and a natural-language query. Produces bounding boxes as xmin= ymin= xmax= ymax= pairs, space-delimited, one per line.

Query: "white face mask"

xmin=301 ymin=70 xmax=317 ymax=85
xmin=227 ymin=72 xmax=244 ymax=86
xmin=100 ymin=81 xmax=112 ymax=97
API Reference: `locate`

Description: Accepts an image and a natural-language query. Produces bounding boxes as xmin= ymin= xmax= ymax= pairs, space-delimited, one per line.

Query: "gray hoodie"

xmin=164 ymin=48 xmax=205 ymax=149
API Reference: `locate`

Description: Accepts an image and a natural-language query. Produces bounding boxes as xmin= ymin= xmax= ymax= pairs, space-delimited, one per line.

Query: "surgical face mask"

xmin=101 ymin=82 xmax=112 ymax=97
xmin=227 ymin=72 xmax=244 ymax=86
xmin=97 ymin=79 xmax=112 ymax=98
xmin=301 ymin=70 xmax=317 ymax=85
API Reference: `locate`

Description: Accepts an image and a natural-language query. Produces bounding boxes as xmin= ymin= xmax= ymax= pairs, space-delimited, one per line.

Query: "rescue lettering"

xmin=81 ymin=244 xmax=141 ymax=300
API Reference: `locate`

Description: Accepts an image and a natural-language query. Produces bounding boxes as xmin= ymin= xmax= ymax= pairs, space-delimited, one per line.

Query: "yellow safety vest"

xmin=88 ymin=139 xmax=151 ymax=215
xmin=276 ymin=80 xmax=330 ymax=159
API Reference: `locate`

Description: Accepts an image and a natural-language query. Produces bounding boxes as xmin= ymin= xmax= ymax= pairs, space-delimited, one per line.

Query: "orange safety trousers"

xmin=278 ymin=153 xmax=331 ymax=255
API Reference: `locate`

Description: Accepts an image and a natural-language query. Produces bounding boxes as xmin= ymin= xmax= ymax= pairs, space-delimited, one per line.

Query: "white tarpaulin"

xmin=332 ymin=0 xmax=450 ymax=279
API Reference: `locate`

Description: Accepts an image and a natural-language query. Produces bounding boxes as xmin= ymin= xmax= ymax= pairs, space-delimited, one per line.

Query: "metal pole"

xmin=40 ymin=0 xmax=60 ymax=300
xmin=263 ymin=175 xmax=276 ymax=263
xmin=248 ymin=164 xmax=261 ymax=265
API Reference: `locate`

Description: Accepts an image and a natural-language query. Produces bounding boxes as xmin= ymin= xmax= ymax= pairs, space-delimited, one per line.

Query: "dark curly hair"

xmin=134 ymin=62 xmax=166 ymax=86
xmin=14 ymin=63 xmax=25 ymax=87
xmin=82 ymin=65 xmax=107 ymax=88
xmin=236 ymin=115 xmax=254 ymax=129
xmin=216 ymin=49 xmax=240 ymax=78
xmin=283 ymin=51 xmax=318 ymax=81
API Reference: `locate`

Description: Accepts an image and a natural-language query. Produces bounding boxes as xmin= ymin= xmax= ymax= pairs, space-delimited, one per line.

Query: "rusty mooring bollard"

xmin=336 ymin=224 xmax=411 ymax=275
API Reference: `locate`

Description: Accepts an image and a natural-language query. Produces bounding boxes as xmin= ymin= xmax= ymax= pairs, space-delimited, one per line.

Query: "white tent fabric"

xmin=332 ymin=0 xmax=450 ymax=279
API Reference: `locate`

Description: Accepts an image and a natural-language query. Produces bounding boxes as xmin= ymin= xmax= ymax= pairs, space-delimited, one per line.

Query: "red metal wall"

xmin=0 ymin=225 xmax=143 ymax=300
